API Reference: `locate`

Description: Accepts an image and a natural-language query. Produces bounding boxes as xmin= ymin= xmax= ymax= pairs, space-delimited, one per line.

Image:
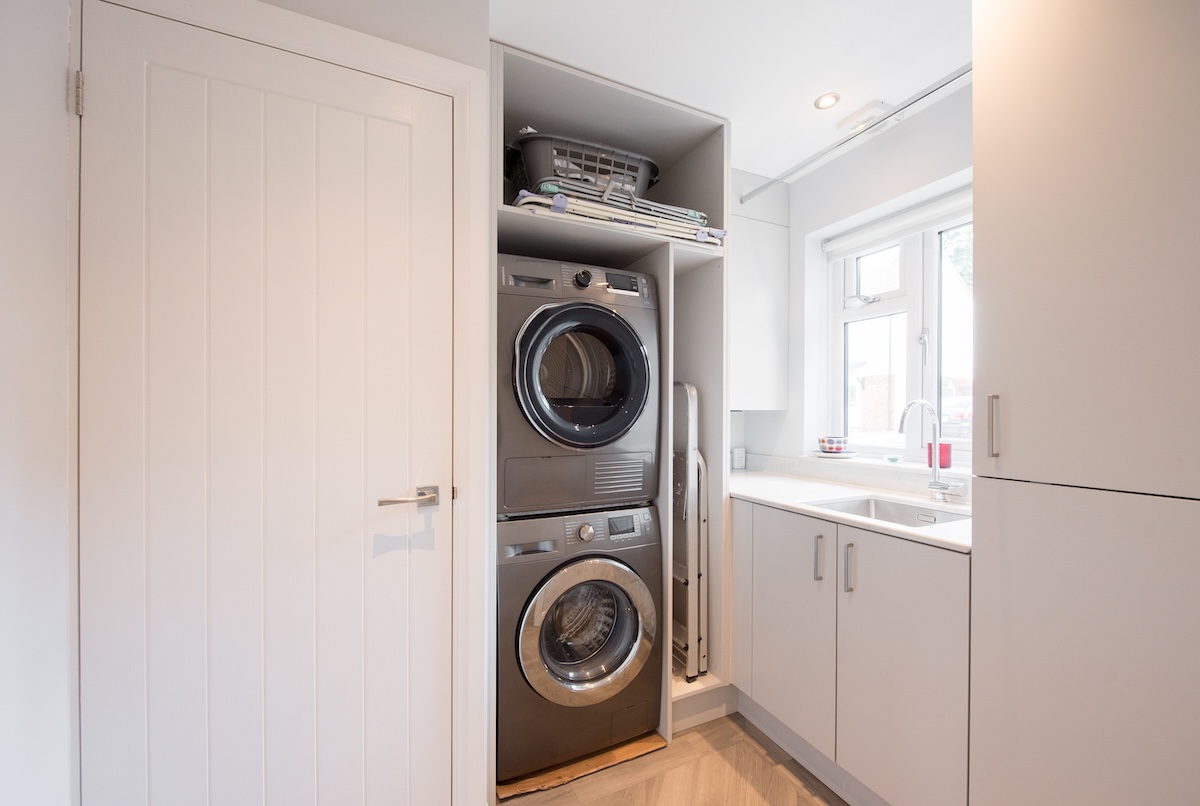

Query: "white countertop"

xmin=729 ymin=471 xmax=972 ymax=553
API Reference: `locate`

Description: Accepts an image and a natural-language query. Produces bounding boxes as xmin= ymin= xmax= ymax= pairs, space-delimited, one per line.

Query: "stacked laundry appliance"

xmin=495 ymin=253 xmax=664 ymax=783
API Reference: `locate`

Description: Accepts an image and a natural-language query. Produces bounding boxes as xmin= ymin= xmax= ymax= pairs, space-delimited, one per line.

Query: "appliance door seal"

xmin=518 ymin=556 xmax=657 ymax=707
xmin=513 ymin=301 xmax=651 ymax=450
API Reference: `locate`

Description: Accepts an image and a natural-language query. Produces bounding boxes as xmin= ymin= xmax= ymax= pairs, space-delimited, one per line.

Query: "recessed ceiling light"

xmin=814 ymin=93 xmax=841 ymax=110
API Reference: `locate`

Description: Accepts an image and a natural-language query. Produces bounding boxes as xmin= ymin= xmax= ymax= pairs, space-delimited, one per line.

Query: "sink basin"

xmin=813 ymin=497 xmax=970 ymax=528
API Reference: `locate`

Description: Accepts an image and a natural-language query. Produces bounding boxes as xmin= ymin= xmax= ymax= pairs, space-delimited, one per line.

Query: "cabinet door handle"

xmin=814 ymin=534 xmax=824 ymax=581
xmin=844 ymin=543 xmax=856 ymax=593
xmin=987 ymin=394 xmax=1000 ymax=458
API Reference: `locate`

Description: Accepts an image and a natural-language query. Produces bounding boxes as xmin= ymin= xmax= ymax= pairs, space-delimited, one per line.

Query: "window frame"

xmin=827 ymin=207 xmax=973 ymax=463
xmin=929 ymin=217 xmax=975 ymax=456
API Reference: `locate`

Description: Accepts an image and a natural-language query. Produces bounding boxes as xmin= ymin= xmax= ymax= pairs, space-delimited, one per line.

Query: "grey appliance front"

xmin=497 ymin=254 xmax=660 ymax=517
xmin=496 ymin=506 xmax=663 ymax=782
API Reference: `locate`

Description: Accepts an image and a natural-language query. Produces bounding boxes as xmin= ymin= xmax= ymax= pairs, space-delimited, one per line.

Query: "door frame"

xmin=72 ymin=1 xmax=493 ymax=803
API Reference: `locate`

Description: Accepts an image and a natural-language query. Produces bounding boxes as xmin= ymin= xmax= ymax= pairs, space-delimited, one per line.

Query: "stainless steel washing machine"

xmin=496 ymin=505 xmax=663 ymax=782
xmin=497 ymin=253 xmax=660 ymax=518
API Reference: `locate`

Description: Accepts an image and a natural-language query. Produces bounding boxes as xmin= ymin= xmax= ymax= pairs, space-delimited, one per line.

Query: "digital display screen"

xmin=608 ymin=515 xmax=635 ymax=535
xmin=607 ymin=273 xmax=638 ymax=292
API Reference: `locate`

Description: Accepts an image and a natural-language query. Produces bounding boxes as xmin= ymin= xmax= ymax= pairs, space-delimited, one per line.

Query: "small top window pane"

xmin=857 ymin=245 xmax=901 ymax=297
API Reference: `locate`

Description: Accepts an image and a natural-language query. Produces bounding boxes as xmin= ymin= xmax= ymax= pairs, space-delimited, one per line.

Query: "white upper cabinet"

xmin=973 ymin=0 xmax=1200 ymax=498
xmin=729 ymin=170 xmax=789 ymax=411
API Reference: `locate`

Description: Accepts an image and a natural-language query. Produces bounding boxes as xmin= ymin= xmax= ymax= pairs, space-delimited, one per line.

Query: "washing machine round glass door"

xmin=514 ymin=301 xmax=651 ymax=449
xmin=518 ymin=556 xmax=657 ymax=707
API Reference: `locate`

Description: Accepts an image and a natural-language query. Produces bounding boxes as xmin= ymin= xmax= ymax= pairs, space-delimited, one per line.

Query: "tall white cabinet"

xmin=971 ymin=2 xmax=1200 ymax=803
xmin=491 ymin=45 xmax=731 ymax=728
xmin=971 ymin=478 xmax=1200 ymax=804
xmin=973 ymin=0 xmax=1200 ymax=500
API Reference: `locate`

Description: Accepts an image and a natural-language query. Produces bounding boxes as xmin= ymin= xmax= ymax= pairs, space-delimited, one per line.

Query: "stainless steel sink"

xmin=813 ymin=497 xmax=970 ymax=528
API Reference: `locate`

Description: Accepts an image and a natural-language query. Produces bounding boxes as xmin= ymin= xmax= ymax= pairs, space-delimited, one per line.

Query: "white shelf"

xmin=671 ymin=671 xmax=727 ymax=702
xmin=496 ymin=204 xmax=722 ymax=270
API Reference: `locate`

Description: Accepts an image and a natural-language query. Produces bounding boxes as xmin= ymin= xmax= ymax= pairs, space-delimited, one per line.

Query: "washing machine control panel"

xmin=564 ymin=507 xmax=656 ymax=550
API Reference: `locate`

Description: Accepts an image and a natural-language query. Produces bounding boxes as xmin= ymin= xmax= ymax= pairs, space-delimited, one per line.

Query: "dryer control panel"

xmin=498 ymin=253 xmax=658 ymax=310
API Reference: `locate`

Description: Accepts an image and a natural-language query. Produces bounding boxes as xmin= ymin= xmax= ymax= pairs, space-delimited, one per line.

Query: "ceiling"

xmin=489 ymin=0 xmax=972 ymax=181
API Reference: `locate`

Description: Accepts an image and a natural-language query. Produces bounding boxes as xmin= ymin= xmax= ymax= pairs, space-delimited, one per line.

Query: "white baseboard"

xmin=670 ymin=682 xmax=738 ymax=733
xmin=737 ymin=692 xmax=892 ymax=806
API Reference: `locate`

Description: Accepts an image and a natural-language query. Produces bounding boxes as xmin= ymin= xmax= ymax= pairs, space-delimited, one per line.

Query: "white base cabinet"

xmin=738 ymin=502 xmax=969 ymax=806
xmin=750 ymin=505 xmax=837 ymax=759
xmin=837 ymin=526 xmax=969 ymax=806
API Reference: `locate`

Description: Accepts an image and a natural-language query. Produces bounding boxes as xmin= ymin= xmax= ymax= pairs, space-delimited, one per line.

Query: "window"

xmin=827 ymin=195 xmax=973 ymax=461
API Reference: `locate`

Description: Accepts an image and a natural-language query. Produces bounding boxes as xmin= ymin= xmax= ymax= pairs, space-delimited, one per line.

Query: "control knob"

xmin=573 ymin=270 xmax=592 ymax=288
xmin=576 ymin=523 xmax=595 ymax=542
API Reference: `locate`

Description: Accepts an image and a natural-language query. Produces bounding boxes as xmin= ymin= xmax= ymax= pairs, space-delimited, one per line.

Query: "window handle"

xmin=845 ymin=294 xmax=880 ymax=305
xmin=918 ymin=327 xmax=930 ymax=366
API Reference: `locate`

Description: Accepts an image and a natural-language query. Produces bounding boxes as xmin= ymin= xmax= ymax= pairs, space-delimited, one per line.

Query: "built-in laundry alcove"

xmin=491 ymin=41 xmax=736 ymax=784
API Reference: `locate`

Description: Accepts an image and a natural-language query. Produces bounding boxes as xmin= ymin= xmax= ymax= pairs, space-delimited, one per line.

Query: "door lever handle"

xmin=378 ymin=486 xmax=439 ymax=507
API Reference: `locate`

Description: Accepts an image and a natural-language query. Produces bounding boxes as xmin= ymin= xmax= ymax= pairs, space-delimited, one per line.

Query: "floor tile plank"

xmin=504 ymin=715 xmax=849 ymax=806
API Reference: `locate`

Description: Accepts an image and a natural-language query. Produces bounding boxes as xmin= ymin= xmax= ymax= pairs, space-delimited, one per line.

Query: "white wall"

xmin=259 ymin=0 xmax=489 ymax=69
xmin=742 ymin=84 xmax=973 ymax=462
xmin=0 ymin=1 xmax=78 ymax=804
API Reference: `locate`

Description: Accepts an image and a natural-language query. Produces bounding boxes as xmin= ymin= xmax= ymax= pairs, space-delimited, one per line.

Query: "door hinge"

xmin=75 ymin=70 xmax=85 ymax=116
xmin=451 ymin=486 xmax=458 ymax=501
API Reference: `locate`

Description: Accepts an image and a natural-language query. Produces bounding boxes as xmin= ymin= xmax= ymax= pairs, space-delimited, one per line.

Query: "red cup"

xmin=927 ymin=441 xmax=952 ymax=469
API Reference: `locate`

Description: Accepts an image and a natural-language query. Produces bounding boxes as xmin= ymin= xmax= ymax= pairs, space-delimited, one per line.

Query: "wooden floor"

xmin=503 ymin=714 xmax=850 ymax=806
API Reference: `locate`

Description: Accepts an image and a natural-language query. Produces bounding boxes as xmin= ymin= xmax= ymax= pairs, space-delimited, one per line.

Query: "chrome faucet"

xmin=899 ymin=399 xmax=965 ymax=502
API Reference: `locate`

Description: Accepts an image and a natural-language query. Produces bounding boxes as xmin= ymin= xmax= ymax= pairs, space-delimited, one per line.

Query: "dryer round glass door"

xmin=517 ymin=556 xmax=657 ymax=707
xmin=514 ymin=301 xmax=651 ymax=449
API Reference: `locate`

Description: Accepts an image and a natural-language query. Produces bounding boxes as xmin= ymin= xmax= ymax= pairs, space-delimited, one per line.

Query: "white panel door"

xmin=78 ymin=3 xmax=453 ymax=804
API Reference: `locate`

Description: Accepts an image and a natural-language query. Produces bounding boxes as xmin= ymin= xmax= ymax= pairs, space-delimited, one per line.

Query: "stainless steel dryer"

xmin=497 ymin=254 xmax=660 ymax=518
xmin=496 ymin=505 xmax=663 ymax=782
